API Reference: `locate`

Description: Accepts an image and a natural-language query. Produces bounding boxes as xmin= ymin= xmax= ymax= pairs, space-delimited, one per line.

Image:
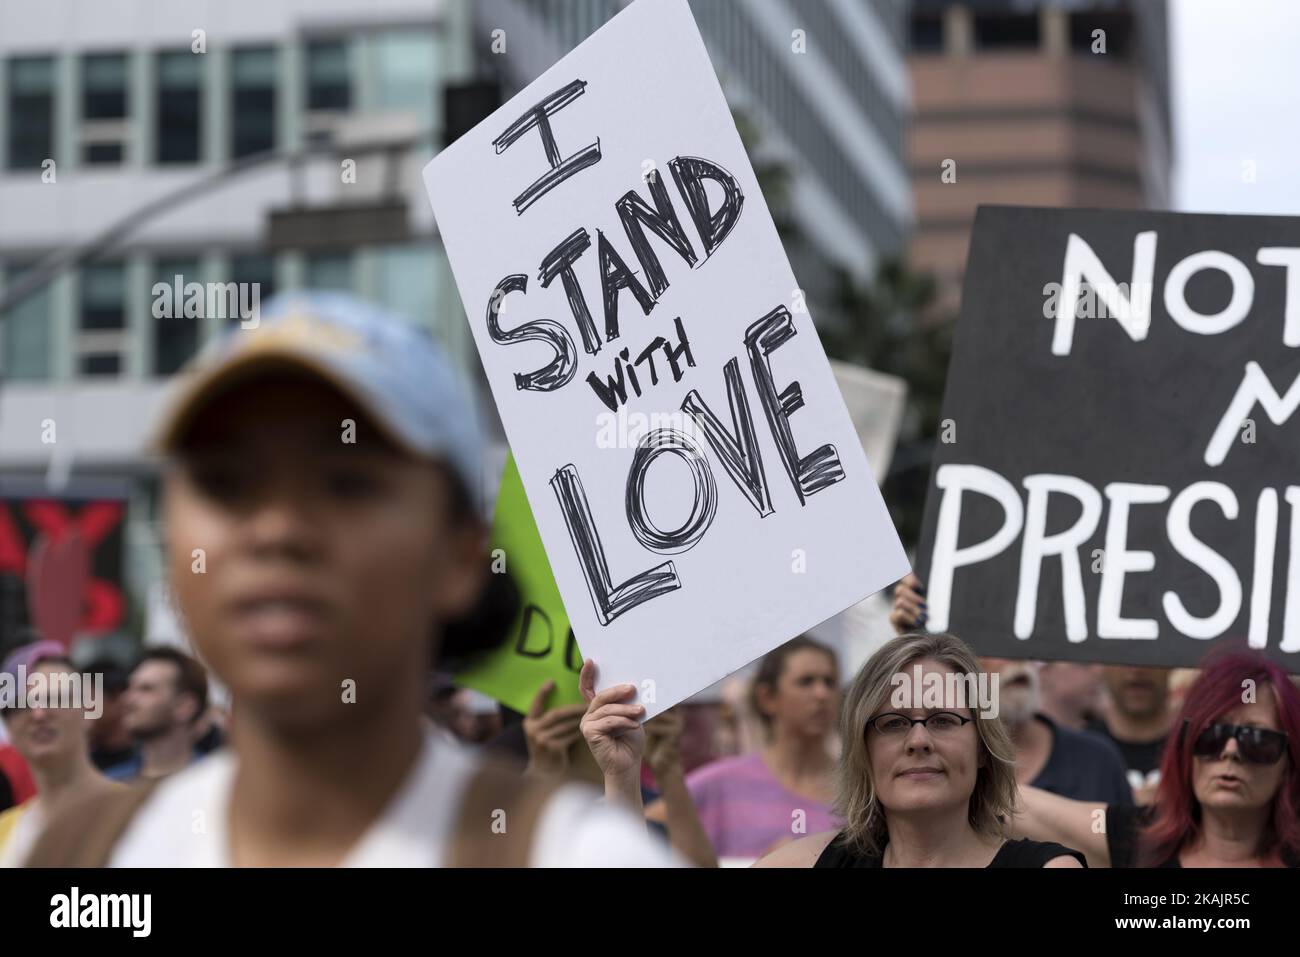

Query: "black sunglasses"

xmin=1186 ymin=720 xmax=1289 ymax=765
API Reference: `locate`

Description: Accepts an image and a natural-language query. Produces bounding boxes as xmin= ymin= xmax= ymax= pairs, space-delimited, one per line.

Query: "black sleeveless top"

xmin=814 ymin=833 xmax=1087 ymax=868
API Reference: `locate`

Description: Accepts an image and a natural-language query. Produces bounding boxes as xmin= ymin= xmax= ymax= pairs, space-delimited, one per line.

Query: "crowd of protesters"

xmin=0 ymin=292 xmax=1296 ymax=868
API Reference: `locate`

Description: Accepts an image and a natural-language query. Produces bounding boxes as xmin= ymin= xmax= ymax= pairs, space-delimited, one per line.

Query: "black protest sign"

xmin=918 ymin=206 xmax=1300 ymax=670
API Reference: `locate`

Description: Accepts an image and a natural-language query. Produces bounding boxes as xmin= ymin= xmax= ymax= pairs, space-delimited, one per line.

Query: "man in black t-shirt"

xmin=1086 ymin=665 xmax=1172 ymax=803
xmin=1030 ymin=712 xmax=1134 ymax=806
xmin=984 ymin=657 xmax=1133 ymax=806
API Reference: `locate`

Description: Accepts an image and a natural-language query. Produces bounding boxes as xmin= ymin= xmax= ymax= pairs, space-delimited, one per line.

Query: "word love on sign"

xmin=424 ymin=0 xmax=906 ymax=716
xmin=919 ymin=206 xmax=1300 ymax=671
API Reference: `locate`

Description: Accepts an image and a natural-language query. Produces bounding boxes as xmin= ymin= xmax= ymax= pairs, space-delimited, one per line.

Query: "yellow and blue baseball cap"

xmin=152 ymin=291 xmax=484 ymax=507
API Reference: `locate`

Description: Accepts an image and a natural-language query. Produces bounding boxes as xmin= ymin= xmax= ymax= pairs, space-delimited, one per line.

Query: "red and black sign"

xmin=0 ymin=498 xmax=126 ymax=649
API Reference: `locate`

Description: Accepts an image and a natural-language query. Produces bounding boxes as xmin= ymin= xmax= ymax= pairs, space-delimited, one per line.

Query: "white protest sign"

xmin=830 ymin=360 xmax=907 ymax=484
xmin=423 ymin=0 xmax=908 ymax=717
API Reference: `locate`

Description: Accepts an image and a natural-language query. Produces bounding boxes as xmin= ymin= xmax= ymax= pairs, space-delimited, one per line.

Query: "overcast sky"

xmin=1172 ymin=0 xmax=1300 ymax=214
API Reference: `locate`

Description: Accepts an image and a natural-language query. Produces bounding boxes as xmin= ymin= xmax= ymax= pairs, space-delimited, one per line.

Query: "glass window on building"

xmin=230 ymin=253 xmax=276 ymax=327
xmin=374 ymin=244 xmax=437 ymax=327
xmin=7 ymin=57 xmax=55 ymax=170
xmin=80 ymin=353 xmax=121 ymax=375
xmin=305 ymin=251 xmax=354 ymax=292
xmin=306 ymin=39 xmax=351 ymax=112
xmin=78 ymin=263 xmax=124 ymax=377
xmin=81 ymin=261 xmax=126 ymax=330
xmin=910 ymin=14 xmax=944 ymax=53
xmin=973 ymin=14 xmax=1041 ymax=51
xmin=153 ymin=257 xmax=201 ymax=375
xmin=370 ymin=31 xmax=437 ymax=116
xmin=157 ymin=51 xmax=202 ymax=163
xmin=1 ymin=262 xmax=53 ymax=381
xmin=231 ymin=47 xmax=278 ymax=159
xmin=82 ymin=53 xmax=129 ymax=164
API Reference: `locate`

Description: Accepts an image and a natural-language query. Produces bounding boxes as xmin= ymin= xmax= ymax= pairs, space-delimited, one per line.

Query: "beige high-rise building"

xmin=907 ymin=0 xmax=1173 ymax=317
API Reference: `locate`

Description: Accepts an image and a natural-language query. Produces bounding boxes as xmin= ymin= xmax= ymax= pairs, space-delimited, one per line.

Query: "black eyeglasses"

xmin=1188 ymin=720 xmax=1288 ymax=765
xmin=865 ymin=712 xmax=972 ymax=738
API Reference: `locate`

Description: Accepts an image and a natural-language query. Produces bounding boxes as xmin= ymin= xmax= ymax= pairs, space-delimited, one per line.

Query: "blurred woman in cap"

xmin=23 ymin=293 xmax=677 ymax=867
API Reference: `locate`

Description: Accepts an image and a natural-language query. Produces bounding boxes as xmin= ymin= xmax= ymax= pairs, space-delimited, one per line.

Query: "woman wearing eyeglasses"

xmin=1011 ymin=649 xmax=1299 ymax=868
xmin=755 ymin=632 xmax=1085 ymax=868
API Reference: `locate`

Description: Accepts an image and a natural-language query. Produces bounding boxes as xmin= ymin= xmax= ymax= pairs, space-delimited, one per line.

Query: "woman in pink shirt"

xmin=651 ymin=636 xmax=842 ymax=862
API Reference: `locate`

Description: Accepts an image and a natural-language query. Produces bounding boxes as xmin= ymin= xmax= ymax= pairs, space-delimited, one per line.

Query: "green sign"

xmin=455 ymin=455 xmax=584 ymax=714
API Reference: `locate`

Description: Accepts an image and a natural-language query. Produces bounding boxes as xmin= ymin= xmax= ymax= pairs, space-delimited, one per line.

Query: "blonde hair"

xmin=835 ymin=632 xmax=1017 ymax=857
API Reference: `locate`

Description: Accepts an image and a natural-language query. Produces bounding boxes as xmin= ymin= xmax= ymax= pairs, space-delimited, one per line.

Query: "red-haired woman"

xmin=1011 ymin=649 xmax=1299 ymax=867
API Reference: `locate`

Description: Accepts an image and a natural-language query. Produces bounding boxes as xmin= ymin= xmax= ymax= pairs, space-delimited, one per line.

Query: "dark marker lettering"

xmin=486 ymin=274 xmax=577 ymax=392
xmin=514 ymin=605 xmax=554 ymax=658
xmin=493 ymin=79 xmax=602 ymax=214
xmin=625 ymin=429 xmax=719 ymax=554
xmin=550 ymin=464 xmax=680 ymax=625
xmin=661 ymin=315 xmax=696 ymax=381
xmin=615 ymin=169 xmax=698 ymax=299
xmin=586 ymin=359 xmax=629 ymax=413
xmin=564 ymin=628 xmax=583 ymax=672
xmin=539 ymin=228 xmax=600 ymax=355
xmin=744 ymin=306 xmax=845 ymax=504
xmin=597 ymin=229 xmax=656 ymax=342
xmin=634 ymin=337 xmax=667 ymax=386
xmin=682 ymin=357 xmax=774 ymax=518
xmin=669 ymin=155 xmax=745 ymax=257
xmin=619 ymin=347 xmax=640 ymax=396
